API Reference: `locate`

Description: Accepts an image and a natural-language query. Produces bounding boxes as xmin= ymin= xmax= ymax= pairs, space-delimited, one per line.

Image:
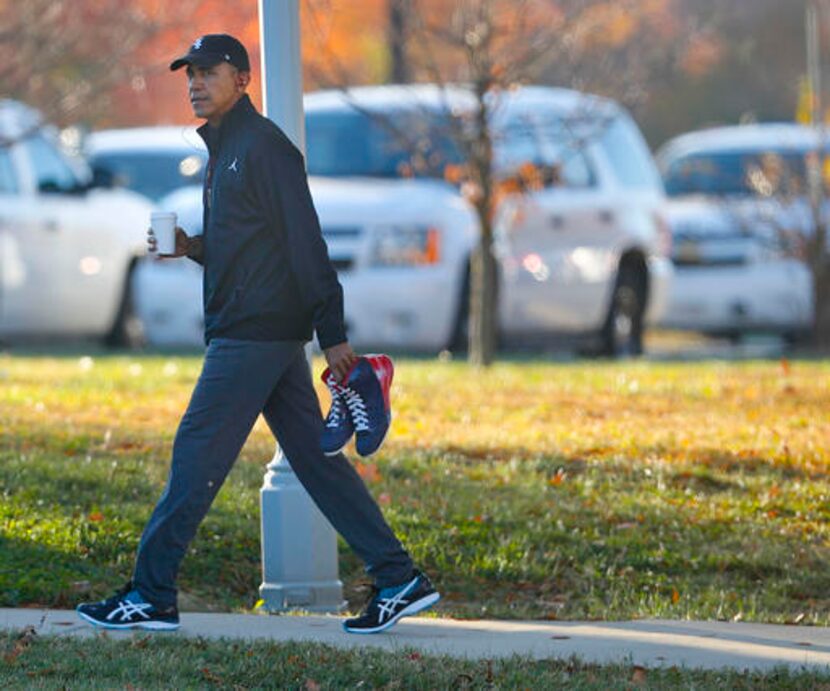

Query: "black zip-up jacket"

xmin=190 ymin=94 xmax=346 ymax=349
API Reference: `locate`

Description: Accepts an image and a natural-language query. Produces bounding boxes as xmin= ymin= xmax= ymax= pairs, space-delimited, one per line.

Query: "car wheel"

xmin=104 ymin=262 xmax=146 ymax=349
xmin=600 ymin=259 xmax=647 ymax=358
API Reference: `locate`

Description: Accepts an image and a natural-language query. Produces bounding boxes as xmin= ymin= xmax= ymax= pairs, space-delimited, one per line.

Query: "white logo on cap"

xmin=224 ymin=54 xmax=230 ymax=60
xmin=193 ymin=37 xmax=203 ymax=50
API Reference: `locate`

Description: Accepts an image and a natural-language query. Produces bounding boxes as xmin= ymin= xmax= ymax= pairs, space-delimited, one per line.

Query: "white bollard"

xmin=259 ymin=445 xmax=345 ymax=611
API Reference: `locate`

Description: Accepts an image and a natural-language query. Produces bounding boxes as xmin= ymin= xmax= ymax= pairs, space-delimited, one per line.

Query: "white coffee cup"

xmin=150 ymin=211 xmax=177 ymax=255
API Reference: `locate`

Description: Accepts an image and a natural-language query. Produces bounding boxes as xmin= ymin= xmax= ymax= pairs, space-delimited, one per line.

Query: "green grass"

xmin=1 ymin=352 xmax=830 ymax=625
xmin=2 ymin=631 xmax=828 ymax=689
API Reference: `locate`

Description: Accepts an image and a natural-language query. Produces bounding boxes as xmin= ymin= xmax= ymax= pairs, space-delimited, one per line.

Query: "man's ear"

xmin=237 ymin=70 xmax=251 ymax=90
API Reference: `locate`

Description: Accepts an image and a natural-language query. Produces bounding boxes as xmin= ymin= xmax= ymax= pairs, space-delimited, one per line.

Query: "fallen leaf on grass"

xmin=671 ymin=588 xmax=680 ymax=604
xmin=354 ymin=461 xmax=381 ymax=484
xmin=88 ymin=511 xmax=104 ymax=522
xmin=631 ymin=665 xmax=648 ymax=685
xmin=130 ymin=636 xmax=150 ymax=650
xmin=201 ymin=667 xmax=223 ymax=685
xmin=3 ymin=625 xmax=36 ymax=664
xmin=549 ymin=469 xmax=566 ymax=486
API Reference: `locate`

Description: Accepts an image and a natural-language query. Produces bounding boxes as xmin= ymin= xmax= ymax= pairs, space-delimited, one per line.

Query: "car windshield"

xmin=306 ymin=108 xmax=464 ymax=178
xmin=90 ymin=150 xmax=207 ymax=201
xmin=497 ymin=119 xmax=598 ymax=188
xmin=662 ymin=150 xmax=811 ymax=198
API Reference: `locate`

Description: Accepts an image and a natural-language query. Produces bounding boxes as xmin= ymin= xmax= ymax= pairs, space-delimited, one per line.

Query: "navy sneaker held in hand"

xmin=343 ymin=569 xmax=440 ymax=634
xmin=76 ymin=582 xmax=180 ymax=631
xmin=320 ymin=367 xmax=355 ymax=456
xmin=342 ymin=354 xmax=394 ymax=457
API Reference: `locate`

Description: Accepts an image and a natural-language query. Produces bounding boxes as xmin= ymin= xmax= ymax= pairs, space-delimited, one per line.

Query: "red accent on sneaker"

xmin=364 ymin=354 xmax=394 ymax=412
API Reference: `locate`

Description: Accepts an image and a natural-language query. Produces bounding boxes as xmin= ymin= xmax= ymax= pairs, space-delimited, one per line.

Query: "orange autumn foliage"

xmin=82 ymin=0 xmax=689 ymax=127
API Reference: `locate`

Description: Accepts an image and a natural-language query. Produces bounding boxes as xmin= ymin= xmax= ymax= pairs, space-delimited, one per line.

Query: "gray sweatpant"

xmin=132 ymin=338 xmax=413 ymax=608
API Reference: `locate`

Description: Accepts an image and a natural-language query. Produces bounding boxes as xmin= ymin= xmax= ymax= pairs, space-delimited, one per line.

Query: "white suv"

xmin=0 ymin=100 xmax=153 ymax=346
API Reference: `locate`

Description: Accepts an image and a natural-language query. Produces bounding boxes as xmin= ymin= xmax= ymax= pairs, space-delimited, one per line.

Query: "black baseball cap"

xmin=170 ymin=34 xmax=251 ymax=72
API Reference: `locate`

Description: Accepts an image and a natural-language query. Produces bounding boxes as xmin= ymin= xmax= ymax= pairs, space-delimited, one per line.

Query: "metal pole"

xmin=257 ymin=0 xmax=345 ymax=613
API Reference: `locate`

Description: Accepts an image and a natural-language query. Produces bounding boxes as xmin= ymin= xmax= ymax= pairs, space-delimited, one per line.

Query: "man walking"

xmin=77 ymin=34 xmax=438 ymax=634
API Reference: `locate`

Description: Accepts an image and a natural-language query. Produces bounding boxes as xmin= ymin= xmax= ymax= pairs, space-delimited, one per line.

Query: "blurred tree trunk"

xmin=467 ymin=72 xmax=497 ymax=366
xmin=809 ymin=216 xmax=830 ymax=348
xmin=469 ymin=228 xmax=499 ymax=366
xmin=388 ymin=0 xmax=413 ymax=83
xmin=814 ymin=264 xmax=830 ymax=348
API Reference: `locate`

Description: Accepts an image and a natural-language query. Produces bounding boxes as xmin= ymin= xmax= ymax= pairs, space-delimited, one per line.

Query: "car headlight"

xmin=370 ymin=226 xmax=441 ymax=267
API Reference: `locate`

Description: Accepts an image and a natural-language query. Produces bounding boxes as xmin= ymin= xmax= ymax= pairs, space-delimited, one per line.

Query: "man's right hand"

xmin=324 ymin=341 xmax=358 ymax=383
xmin=147 ymin=226 xmax=190 ymax=259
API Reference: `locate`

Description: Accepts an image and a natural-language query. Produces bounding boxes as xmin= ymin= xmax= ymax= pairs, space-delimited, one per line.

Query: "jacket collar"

xmin=197 ymin=94 xmax=256 ymax=154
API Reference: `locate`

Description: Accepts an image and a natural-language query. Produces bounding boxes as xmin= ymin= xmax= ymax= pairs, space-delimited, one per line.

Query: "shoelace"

xmin=325 ymin=395 xmax=346 ymax=429
xmin=343 ymin=387 xmax=370 ymax=432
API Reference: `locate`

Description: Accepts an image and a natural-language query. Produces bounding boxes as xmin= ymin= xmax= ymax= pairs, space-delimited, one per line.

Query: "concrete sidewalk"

xmin=3 ymin=609 xmax=830 ymax=672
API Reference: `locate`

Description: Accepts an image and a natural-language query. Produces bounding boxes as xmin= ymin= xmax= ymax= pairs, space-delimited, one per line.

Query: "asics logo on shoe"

xmin=106 ymin=600 xmax=153 ymax=622
xmin=376 ymin=578 xmax=417 ymax=624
